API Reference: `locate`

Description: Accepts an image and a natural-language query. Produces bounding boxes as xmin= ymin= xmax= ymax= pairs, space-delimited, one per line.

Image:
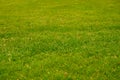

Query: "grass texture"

xmin=0 ymin=0 xmax=120 ymax=80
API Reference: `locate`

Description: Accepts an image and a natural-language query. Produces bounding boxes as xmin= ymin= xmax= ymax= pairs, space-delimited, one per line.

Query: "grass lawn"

xmin=0 ymin=0 xmax=120 ymax=80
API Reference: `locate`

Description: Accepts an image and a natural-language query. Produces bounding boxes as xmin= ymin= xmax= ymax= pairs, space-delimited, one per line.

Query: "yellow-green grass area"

xmin=0 ymin=0 xmax=120 ymax=80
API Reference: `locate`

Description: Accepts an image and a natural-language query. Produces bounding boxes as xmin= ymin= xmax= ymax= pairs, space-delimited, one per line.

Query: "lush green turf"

xmin=0 ymin=0 xmax=120 ymax=80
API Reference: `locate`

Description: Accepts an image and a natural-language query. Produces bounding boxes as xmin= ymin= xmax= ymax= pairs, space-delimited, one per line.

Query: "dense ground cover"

xmin=0 ymin=0 xmax=120 ymax=80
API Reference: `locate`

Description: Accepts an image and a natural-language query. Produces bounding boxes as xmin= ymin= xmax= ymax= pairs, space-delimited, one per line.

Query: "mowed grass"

xmin=0 ymin=0 xmax=120 ymax=80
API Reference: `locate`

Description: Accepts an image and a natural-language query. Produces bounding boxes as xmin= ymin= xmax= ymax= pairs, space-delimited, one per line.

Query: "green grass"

xmin=0 ymin=0 xmax=120 ymax=80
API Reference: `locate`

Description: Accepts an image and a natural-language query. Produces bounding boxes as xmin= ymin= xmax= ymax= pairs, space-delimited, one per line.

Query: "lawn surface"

xmin=0 ymin=0 xmax=120 ymax=80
